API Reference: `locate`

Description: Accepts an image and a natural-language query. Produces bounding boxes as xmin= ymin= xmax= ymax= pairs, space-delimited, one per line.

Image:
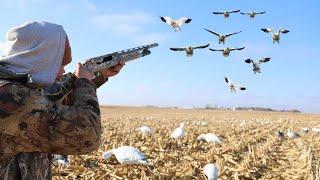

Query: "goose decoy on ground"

xmin=136 ymin=125 xmax=152 ymax=135
xmin=209 ymin=47 xmax=245 ymax=57
xmin=170 ymin=44 xmax=209 ymax=57
xmin=245 ymin=57 xmax=271 ymax=74
xmin=197 ymin=133 xmax=221 ymax=144
xmin=102 ymin=146 xmax=148 ymax=165
xmin=261 ymin=28 xmax=290 ymax=43
xmin=171 ymin=123 xmax=185 ymax=139
xmin=160 ymin=16 xmax=192 ymax=32
xmin=275 ymin=129 xmax=285 ymax=139
xmin=241 ymin=11 xmax=266 ymax=18
xmin=53 ymin=154 xmax=70 ymax=165
xmin=204 ymin=28 xmax=242 ymax=44
xmin=212 ymin=10 xmax=240 ymax=19
xmin=302 ymin=127 xmax=309 ymax=133
xmin=287 ymin=129 xmax=300 ymax=139
xmin=203 ymin=163 xmax=219 ymax=180
xmin=224 ymin=76 xmax=246 ymax=93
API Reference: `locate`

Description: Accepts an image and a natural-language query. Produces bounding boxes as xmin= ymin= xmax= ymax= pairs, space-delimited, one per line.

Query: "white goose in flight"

xmin=204 ymin=28 xmax=242 ymax=44
xmin=245 ymin=57 xmax=271 ymax=74
xmin=102 ymin=146 xmax=148 ymax=165
xmin=261 ymin=28 xmax=290 ymax=43
xmin=241 ymin=11 xmax=266 ymax=18
xmin=212 ymin=10 xmax=240 ymax=19
xmin=160 ymin=16 xmax=192 ymax=32
xmin=224 ymin=76 xmax=246 ymax=93
xmin=209 ymin=47 xmax=245 ymax=57
xmin=170 ymin=44 xmax=209 ymax=57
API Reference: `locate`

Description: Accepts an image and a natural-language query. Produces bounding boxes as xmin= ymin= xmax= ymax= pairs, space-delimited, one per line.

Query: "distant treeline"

xmin=144 ymin=105 xmax=301 ymax=113
xmin=200 ymin=104 xmax=301 ymax=113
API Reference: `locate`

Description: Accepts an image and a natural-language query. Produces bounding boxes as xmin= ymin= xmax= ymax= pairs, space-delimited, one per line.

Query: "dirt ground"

xmin=53 ymin=106 xmax=320 ymax=179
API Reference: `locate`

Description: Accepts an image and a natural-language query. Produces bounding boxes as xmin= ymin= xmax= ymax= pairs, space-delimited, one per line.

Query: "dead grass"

xmin=53 ymin=106 xmax=320 ymax=179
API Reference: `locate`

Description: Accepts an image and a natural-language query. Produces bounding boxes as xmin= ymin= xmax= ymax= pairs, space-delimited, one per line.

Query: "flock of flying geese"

xmin=53 ymin=10 xmax=291 ymax=180
xmin=160 ymin=9 xmax=290 ymax=93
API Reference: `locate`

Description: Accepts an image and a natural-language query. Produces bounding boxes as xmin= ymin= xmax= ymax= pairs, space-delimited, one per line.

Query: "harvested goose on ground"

xmin=224 ymin=76 xmax=246 ymax=93
xmin=213 ymin=10 xmax=240 ymax=19
xmin=241 ymin=11 xmax=265 ymax=18
xmin=245 ymin=57 xmax=271 ymax=74
xmin=160 ymin=16 xmax=192 ymax=32
xmin=209 ymin=47 xmax=245 ymax=57
xmin=261 ymin=28 xmax=290 ymax=43
xmin=204 ymin=28 xmax=241 ymax=44
xmin=170 ymin=44 xmax=209 ymax=57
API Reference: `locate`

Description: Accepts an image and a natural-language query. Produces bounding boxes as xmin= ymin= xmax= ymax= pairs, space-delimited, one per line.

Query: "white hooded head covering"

xmin=0 ymin=20 xmax=67 ymax=87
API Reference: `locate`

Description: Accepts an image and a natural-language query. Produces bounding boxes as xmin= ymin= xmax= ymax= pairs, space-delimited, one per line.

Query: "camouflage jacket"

xmin=0 ymin=65 xmax=107 ymax=180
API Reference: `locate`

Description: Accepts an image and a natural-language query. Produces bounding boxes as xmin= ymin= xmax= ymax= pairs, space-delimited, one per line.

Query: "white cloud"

xmin=90 ymin=12 xmax=154 ymax=34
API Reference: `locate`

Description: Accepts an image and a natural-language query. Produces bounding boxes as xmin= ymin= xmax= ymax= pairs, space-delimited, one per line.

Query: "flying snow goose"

xmin=209 ymin=47 xmax=245 ymax=57
xmin=203 ymin=163 xmax=219 ymax=180
xmin=212 ymin=10 xmax=240 ymax=19
xmin=160 ymin=16 xmax=192 ymax=32
xmin=241 ymin=11 xmax=265 ymax=18
xmin=224 ymin=76 xmax=246 ymax=93
xmin=136 ymin=125 xmax=152 ymax=135
xmin=171 ymin=123 xmax=185 ymax=139
xmin=204 ymin=28 xmax=241 ymax=44
xmin=197 ymin=133 xmax=221 ymax=144
xmin=261 ymin=28 xmax=290 ymax=43
xmin=102 ymin=146 xmax=148 ymax=165
xmin=170 ymin=43 xmax=209 ymax=57
xmin=245 ymin=57 xmax=271 ymax=74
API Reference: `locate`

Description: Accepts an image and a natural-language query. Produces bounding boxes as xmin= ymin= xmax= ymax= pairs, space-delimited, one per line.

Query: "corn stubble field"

xmin=53 ymin=106 xmax=320 ymax=179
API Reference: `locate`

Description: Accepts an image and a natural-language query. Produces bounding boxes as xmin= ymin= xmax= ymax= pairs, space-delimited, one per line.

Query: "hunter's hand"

xmin=75 ymin=63 xmax=94 ymax=80
xmin=101 ymin=60 xmax=125 ymax=78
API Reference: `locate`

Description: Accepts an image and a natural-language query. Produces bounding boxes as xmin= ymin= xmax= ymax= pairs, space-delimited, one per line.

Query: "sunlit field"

xmin=53 ymin=106 xmax=320 ymax=179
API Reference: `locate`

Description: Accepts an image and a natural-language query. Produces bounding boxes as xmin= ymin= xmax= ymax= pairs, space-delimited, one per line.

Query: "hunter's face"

xmin=56 ymin=37 xmax=72 ymax=80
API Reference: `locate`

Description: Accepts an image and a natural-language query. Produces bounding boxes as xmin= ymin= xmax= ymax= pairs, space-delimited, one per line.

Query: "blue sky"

xmin=0 ymin=0 xmax=319 ymax=113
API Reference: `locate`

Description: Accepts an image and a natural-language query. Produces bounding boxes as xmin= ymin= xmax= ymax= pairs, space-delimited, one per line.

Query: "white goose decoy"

xmin=275 ymin=129 xmax=285 ymax=139
xmin=102 ymin=146 xmax=148 ymax=165
xmin=136 ymin=125 xmax=152 ymax=135
xmin=241 ymin=11 xmax=266 ymax=18
xmin=171 ymin=123 xmax=185 ymax=139
xmin=312 ymin=128 xmax=320 ymax=134
xmin=245 ymin=57 xmax=271 ymax=74
xmin=197 ymin=133 xmax=221 ymax=144
xmin=287 ymin=129 xmax=300 ymax=139
xmin=224 ymin=76 xmax=246 ymax=93
xmin=160 ymin=16 xmax=192 ymax=32
xmin=213 ymin=10 xmax=240 ymax=19
xmin=302 ymin=127 xmax=309 ymax=133
xmin=261 ymin=28 xmax=290 ymax=43
xmin=203 ymin=163 xmax=219 ymax=180
xmin=209 ymin=47 xmax=245 ymax=57
xmin=53 ymin=154 xmax=70 ymax=165
xmin=170 ymin=44 xmax=210 ymax=57
xmin=204 ymin=28 xmax=242 ymax=44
